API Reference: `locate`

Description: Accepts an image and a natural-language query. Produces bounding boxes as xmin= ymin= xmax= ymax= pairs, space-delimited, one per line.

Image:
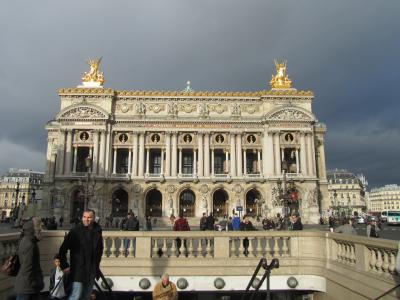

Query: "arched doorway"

xmin=179 ymin=190 xmax=195 ymax=218
xmin=213 ymin=189 xmax=228 ymax=218
xmin=71 ymin=188 xmax=85 ymax=222
xmin=246 ymin=189 xmax=262 ymax=217
xmin=146 ymin=189 xmax=162 ymax=217
xmin=111 ymin=189 xmax=129 ymax=217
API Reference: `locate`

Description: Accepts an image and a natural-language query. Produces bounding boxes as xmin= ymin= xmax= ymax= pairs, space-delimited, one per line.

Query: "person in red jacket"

xmin=173 ymin=212 xmax=190 ymax=256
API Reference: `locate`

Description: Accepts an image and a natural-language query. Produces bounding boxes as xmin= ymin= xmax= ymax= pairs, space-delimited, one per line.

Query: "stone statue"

xmin=136 ymin=102 xmax=146 ymax=115
xmin=168 ymin=196 xmax=174 ymax=209
xmin=82 ymin=57 xmax=104 ymax=85
xmin=270 ymin=60 xmax=292 ymax=89
xmin=198 ymin=103 xmax=209 ymax=118
xmin=231 ymin=103 xmax=241 ymax=117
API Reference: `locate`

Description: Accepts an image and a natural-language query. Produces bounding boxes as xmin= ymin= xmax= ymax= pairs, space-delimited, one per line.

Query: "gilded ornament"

xmin=82 ymin=57 xmax=105 ymax=85
xmin=270 ymin=60 xmax=292 ymax=89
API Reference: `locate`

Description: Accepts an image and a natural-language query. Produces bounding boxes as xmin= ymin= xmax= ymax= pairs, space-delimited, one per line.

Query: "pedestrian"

xmin=290 ymin=214 xmax=303 ymax=230
xmin=59 ymin=216 xmax=64 ymax=228
xmin=146 ymin=216 xmax=152 ymax=231
xmin=328 ymin=216 xmax=335 ymax=232
xmin=205 ymin=213 xmax=215 ymax=231
xmin=123 ymin=213 xmax=139 ymax=255
xmin=232 ymin=214 xmax=241 ymax=231
xmin=49 ymin=254 xmax=68 ymax=299
xmin=59 ymin=209 xmax=103 ymax=300
xmin=152 ymin=273 xmax=178 ymax=300
xmin=15 ymin=217 xmax=44 ymax=300
xmin=199 ymin=213 xmax=207 ymax=231
xmin=334 ymin=218 xmax=357 ymax=235
xmin=240 ymin=215 xmax=256 ymax=256
xmin=366 ymin=219 xmax=380 ymax=238
xmin=173 ymin=212 xmax=190 ymax=256
xmin=169 ymin=214 xmax=176 ymax=230
xmin=227 ymin=217 xmax=233 ymax=231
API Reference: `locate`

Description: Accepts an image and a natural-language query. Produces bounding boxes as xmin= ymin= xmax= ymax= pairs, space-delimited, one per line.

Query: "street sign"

xmin=236 ymin=206 xmax=243 ymax=212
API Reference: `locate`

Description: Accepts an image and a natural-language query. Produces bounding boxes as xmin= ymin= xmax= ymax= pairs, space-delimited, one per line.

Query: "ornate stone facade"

xmin=43 ymin=63 xmax=328 ymax=224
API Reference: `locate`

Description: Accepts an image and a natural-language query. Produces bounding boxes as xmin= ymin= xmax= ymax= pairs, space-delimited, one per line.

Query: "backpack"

xmin=1 ymin=254 xmax=20 ymax=276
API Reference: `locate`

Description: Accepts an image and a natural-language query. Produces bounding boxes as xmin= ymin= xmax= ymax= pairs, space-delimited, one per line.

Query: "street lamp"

xmin=84 ymin=155 xmax=92 ymax=211
xmin=12 ymin=181 xmax=20 ymax=222
xmin=31 ymin=188 xmax=36 ymax=204
xmin=347 ymin=196 xmax=352 ymax=218
xmin=276 ymin=159 xmax=293 ymax=229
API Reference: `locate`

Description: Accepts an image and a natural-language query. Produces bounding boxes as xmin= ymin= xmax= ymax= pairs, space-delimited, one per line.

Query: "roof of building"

xmin=327 ymin=169 xmax=362 ymax=185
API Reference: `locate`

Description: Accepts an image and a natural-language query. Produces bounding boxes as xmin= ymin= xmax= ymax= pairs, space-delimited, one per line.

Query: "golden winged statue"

xmin=270 ymin=59 xmax=292 ymax=89
xmin=82 ymin=57 xmax=104 ymax=85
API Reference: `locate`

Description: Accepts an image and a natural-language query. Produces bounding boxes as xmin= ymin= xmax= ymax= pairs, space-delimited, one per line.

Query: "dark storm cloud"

xmin=0 ymin=0 xmax=399 ymax=188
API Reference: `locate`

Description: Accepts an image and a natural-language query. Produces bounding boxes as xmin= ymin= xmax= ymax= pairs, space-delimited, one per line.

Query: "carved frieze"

xmin=209 ymin=104 xmax=228 ymax=114
xmin=242 ymin=104 xmax=259 ymax=114
xmin=136 ymin=102 xmax=147 ymax=114
xmin=269 ymin=109 xmax=311 ymax=121
xmin=179 ymin=103 xmax=197 ymax=113
xmin=231 ymin=103 xmax=241 ymax=117
xmin=198 ymin=103 xmax=209 ymax=118
xmin=147 ymin=103 xmax=164 ymax=113
xmin=60 ymin=107 xmax=106 ymax=119
xmin=117 ymin=102 xmax=133 ymax=113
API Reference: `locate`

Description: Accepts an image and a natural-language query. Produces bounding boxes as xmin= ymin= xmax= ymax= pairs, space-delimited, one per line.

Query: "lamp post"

xmin=333 ymin=190 xmax=338 ymax=217
xmin=347 ymin=196 xmax=352 ymax=218
xmin=14 ymin=181 xmax=20 ymax=209
xmin=31 ymin=188 xmax=36 ymax=205
xmin=84 ymin=155 xmax=92 ymax=211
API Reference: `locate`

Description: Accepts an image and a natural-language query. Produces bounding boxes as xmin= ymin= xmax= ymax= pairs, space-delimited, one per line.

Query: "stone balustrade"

xmin=0 ymin=231 xmax=398 ymax=299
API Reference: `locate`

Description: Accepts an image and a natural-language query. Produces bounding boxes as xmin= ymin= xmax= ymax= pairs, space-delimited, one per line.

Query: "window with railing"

xmin=117 ymin=149 xmax=129 ymax=174
xmin=214 ymin=151 xmax=225 ymax=174
xmin=182 ymin=152 xmax=193 ymax=174
xmin=150 ymin=150 xmax=162 ymax=174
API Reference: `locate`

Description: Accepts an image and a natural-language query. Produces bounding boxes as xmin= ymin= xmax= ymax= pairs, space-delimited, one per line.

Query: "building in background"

xmin=0 ymin=168 xmax=44 ymax=220
xmin=43 ymin=59 xmax=329 ymax=225
xmin=327 ymin=169 xmax=367 ymax=217
xmin=368 ymin=184 xmax=400 ymax=213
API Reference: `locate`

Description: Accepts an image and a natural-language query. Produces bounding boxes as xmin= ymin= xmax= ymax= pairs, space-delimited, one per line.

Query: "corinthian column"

xmin=230 ymin=133 xmax=236 ymax=177
xmin=165 ymin=132 xmax=171 ymax=177
xmin=171 ymin=132 xmax=178 ymax=177
xmin=274 ymin=133 xmax=281 ymax=175
xmin=307 ymin=133 xmax=316 ymax=176
xmin=204 ymin=133 xmax=210 ymax=177
xmin=132 ymin=132 xmax=138 ymax=176
xmin=64 ymin=130 xmax=73 ymax=175
xmin=300 ymin=132 xmax=307 ymax=175
xmin=138 ymin=133 xmax=145 ymax=177
xmin=92 ymin=130 xmax=99 ymax=175
xmin=236 ymin=134 xmax=242 ymax=176
xmin=99 ymin=131 xmax=106 ymax=176
xmin=266 ymin=132 xmax=274 ymax=176
xmin=56 ymin=130 xmax=66 ymax=175
xmin=197 ymin=133 xmax=203 ymax=177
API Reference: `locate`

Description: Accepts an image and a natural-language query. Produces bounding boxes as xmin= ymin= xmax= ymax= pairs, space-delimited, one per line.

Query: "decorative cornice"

xmin=58 ymin=88 xmax=313 ymax=97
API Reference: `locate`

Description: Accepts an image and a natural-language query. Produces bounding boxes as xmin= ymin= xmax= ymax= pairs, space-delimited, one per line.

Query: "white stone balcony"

xmin=0 ymin=231 xmax=398 ymax=298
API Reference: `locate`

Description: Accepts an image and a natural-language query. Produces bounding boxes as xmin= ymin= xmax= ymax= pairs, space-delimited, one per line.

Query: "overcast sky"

xmin=0 ymin=1 xmax=399 ymax=189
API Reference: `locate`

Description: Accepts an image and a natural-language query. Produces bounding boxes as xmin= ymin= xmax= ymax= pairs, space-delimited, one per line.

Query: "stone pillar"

xmin=257 ymin=150 xmax=261 ymax=173
xmin=300 ymin=132 xmax=307 ymax=175
xmin=225 ymin=150 xmax=229 ymax=173
xmin=72 ymin=147 xmax=77 ymax=173
xmin=171 ymin=132 xmax=178 ymax=177
xmin=267 ymin=132 xmax=274 ymax=176
xmin=262 ymin=132 xmax=268 ymax=176
xmin=99 ymin=131 xmax=106 ymax=175
xmin=274 ymin=133 xmax=281 ymax=175
xmin=204 ymin=133 xmax=210 ymax=177
xmin=307 ymin=133 xmax=315 ymax=176
xmin=128 ymin=148 xmax=132 ymax=174
xmin=92 ymin=130 xmax=99 ymax=175
xmin=197 ymin=133 xmax=203 ymax=177
xmin=56 ymin=130 xmax=66 ymax=175
xmin=112 ymin=149 xmax=117 ymax=174
xmin=243 ymin=149 xmax=247 ymax=175
xmin=193 ymin=149 xmax=197 ymax=175
xmin=146 ymin=148 xmax=150 ymax=175
xmin=230 ymin=133 xmax=236 ymax=177
xmin=160 ymin=149 xmax=164 ymax=175
xmin=64 ymin=130 xmax=73 ymax=175
xmin=317 ymin=137 xmax=327 ymax=180
xmin=132 ymin=132 xmax=139 ymax=176
xmin=104 ymin=128 xmax=112 ymax=177
xmin=46 ymin=137 xmax=53 ymax=177
xmin=295 ymin=149 xmax=300 ymax=174
xmin=236 ymin=134 xmax=242 ymax=177
xmin=138 ymin=133 xmax=145 ymax=177
xmin=178 ymin=148 xmax=182 ymax=175
xmin=211 ymin=149 xmax=215 ymax=175
xmin=165 ymin=132 xmax=171 ymax=177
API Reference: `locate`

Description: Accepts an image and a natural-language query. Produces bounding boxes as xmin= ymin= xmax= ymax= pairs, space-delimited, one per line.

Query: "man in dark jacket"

xmin=15 ymin=217 xmax=44 ymax=300
xmin=290 ymin=214 xmax=303 ymax=231
xmin=123 ymin=212 xmax=139 ymax=256
xmin=59 ymin=209 xmax=103 ymax=300
xmin=240 ymin=215 xmax=256 ymax=256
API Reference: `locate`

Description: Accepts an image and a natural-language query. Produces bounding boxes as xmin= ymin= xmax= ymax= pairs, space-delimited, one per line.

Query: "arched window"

xmin=179 ymin=190 xmax=195 ymax=217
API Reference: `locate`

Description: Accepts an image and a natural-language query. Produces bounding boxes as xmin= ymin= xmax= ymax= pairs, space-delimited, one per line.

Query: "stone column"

xmin=274 ymin=133 xmax=281 ymax=175
xmin=262 ymin=132 xmax=268 ymax=176
xmin=160 ymin=149 xmax=164 ymax=175
xmin=193 ymin=149 xmax=197 ymax=175
xmin=257 ymin=150 xmax=261 ymax=173
xmin=197 ymin=133 xmax=203 ymax=177
xmin=146 ymin=149 xmax=150 ymax=175
xmin=138 ymin=133 xmax=145 ymax=177
xmin=99 ymin=131 xmax=106 ymax=176
xmin=64 ymin=130 xmax=73 ymax=175
xmin=128 ymin=148 xmax=132 ymax=174
xmin=72 ymin=147 xmax=77 ymax=173
xmin=171 ymin=132 xmax=178 ymax=177
xmin=204 ymin=133 xmax=210 ymax=177
xmin=92 ymin=130 xmax=99 ymax=175
xmin=56 ymin=130 xmax=66 ymax=175
xmin=132 ymin=132 xmax=139 ymax=176
xmin=300 ymin=132 xmax=307 ymax=175
xmin=266 ymin=132 xmax=274 ymax=176
xmin=296 ymin=149 xmax=300 ymax=174
xmin=230 ymin=133 xmax=236 ymax=177
xmin=104 ymin=128 xmax=112 ymax=177
xmin=178 ymin=148 xmax=182 ymax=175
xmin=243 ymin=149 xmax=247 ymax=175
xmin=45 ymin=137 xmax=53 ymax=177
xmin=225 ymin=150 xmax=229 ymax=173
xmin=165 ymin=132 xmax=171 ymax=177
xmin=307 ymin=133 xmax=315 ymax=176
xmin=317 ymin=137 xmax=327 ymax=180
xmin=211 ymin=149 xmax=215 ymax=175
xmin=112 ymin=149 xmax=117 ymax=174
xmin=236 ymin=134 xmax=242 ymax=177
